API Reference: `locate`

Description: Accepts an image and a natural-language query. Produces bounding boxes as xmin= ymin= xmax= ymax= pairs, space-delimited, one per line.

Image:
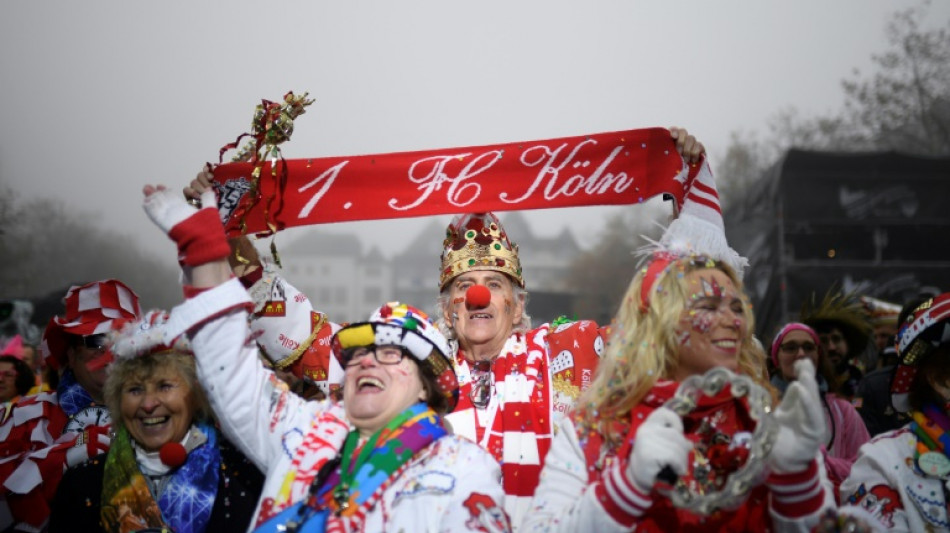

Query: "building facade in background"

xmin=279 ymin=212 xmax=581 ymax=324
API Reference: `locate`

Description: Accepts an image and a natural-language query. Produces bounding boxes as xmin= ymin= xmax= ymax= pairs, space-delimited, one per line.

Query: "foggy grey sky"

xmin=2 ymin=1 xmax=947 ymax=269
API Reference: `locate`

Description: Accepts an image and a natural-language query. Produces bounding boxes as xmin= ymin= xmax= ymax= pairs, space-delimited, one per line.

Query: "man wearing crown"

xmin=434 ymin=128 xmax=706 ymax=528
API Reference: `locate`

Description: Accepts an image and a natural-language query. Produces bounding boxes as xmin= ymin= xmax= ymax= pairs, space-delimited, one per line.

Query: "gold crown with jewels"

xmin=439 ymin=212 xmax=524 ymax=290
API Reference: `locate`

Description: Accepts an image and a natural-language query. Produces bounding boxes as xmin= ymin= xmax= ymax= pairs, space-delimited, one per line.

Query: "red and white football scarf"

xmin=208 ymin=128 xmax=709 ymax=235
xmin=445 ymin=326 xmax=552 ymax=529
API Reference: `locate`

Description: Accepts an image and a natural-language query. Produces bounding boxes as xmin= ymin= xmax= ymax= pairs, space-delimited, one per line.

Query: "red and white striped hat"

xmin=40 ymin=279 xmax=142 ymax=370
xmin=638 ymin=159 xmax=748 ymax=312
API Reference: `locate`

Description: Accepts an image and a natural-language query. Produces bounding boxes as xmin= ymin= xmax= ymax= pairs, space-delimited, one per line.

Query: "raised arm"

xmin=141 ymin=178 xmax=345 ymax=472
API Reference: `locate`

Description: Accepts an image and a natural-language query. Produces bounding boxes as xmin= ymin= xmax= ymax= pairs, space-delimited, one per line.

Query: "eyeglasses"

xmin=469 ymin=361 xmax=492 ymax=409
xmin=341 ymin=345 xmax=408 ymax=367
xmin=779 ymin=341 xmax=818 ymax=355
xmin=82 ymin=334 xmax=109 ymax=352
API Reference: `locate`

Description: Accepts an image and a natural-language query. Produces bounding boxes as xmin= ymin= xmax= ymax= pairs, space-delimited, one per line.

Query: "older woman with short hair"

xmin=49 ymin=311 xmax=264 ymax=533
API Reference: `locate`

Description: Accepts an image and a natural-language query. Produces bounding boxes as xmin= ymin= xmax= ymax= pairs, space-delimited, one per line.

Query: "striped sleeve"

xmin=593 ymin=461 xmax=653 ymax=527
xmin=766 ymin=459 xmax=825 ymax=517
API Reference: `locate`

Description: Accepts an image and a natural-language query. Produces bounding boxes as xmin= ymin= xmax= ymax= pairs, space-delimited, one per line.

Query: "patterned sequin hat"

xmin=891 ymin=293 xmax=950 ymax=413
xmin=439 ymin=212 xmax=523 ymax=290
xmin=333 ymin=302 xmax=458 ymax=411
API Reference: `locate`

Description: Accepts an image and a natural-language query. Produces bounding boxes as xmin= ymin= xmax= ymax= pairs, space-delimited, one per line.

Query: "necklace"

xmin=469 ymin=360 xmax=493 ymax=409
xmin=332 ymin=407 xmax=417 ymax=514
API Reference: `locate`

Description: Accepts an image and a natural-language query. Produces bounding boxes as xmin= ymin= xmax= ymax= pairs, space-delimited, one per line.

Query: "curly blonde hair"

xmin=104 ymin=351 xmax=212 ymax=434
xmin=574 ymin=256 xmax=771 ymax=445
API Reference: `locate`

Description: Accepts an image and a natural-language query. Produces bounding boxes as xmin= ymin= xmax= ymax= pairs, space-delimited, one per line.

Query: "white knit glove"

xmin=143 ymin=186 xmax=214 ymax=232
xmin=768 ymin=358 xmax=826 ymax=474
xmin=627 ymin=407 xmax=692 ymax=491
xmin=65 ymin=424 xmax=112 ymax=467
xmin=143 ymin=187 xmax=229 ymax=266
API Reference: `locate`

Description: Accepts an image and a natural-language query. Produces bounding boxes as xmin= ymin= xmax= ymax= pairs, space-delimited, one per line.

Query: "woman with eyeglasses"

xmin=140 ymin=183 xmax=509 ymax=532
xmin=0 ymin=355 xmax=35 ymax=410
xmin=769 ymin=322 xmax=870 ymax=493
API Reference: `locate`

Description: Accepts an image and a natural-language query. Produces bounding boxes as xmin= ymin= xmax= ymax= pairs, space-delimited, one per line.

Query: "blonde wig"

xmin=575 ymin=255 xmax=771 ymax=446
xmin=104 ymin=351 xmax=212 ymax=434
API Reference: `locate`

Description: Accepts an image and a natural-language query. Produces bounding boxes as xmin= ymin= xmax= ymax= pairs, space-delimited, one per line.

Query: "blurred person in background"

xmin=801 ymin=290 xmax=873 ymax=400
xmin=853 ymin=296 xmax=931 ymax=437
xmin=770 ymin=322 xmax=870 ymax=495
xmin=0 ymin=355 xmax=35 ymax=413
xmin=0 ymin=280 xmax=141 ymax=532
xmin=860 ymin=295 xmax=901 ymax=371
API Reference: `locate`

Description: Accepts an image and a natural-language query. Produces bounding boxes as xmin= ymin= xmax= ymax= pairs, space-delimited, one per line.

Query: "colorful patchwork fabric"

xmin=318 ymin=403 xmax=447 ymax=517
xmin=307 ymin=402 xmax=447 ymax=531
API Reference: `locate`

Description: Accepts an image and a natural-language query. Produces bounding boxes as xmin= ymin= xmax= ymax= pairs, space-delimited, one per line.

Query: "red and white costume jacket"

xmin=445 ymin=320 xmax=604 ymax=529
xmin=0 ymin=390 xmax=108 ymax=531
xmin=522 ymin=380 xmax=835 ymax=532
xmin=840 ymin=426 xmax=950 ymax=532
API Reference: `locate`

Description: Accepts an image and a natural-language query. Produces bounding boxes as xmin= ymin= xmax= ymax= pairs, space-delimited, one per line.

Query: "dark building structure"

xmin=724 ymin=149 xmax=950 ymax=340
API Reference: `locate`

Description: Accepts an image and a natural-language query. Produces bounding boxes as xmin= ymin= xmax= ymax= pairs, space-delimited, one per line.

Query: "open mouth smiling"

xmin=140 ymin=416 xmax=170 ymax=427
xmin=356 ymin=376 xmax=385 ymax=392
xmin=712 ymin=339 xmax=738 ymax=350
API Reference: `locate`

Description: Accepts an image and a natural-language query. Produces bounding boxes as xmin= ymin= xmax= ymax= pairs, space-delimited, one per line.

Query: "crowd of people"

xmin=0 ymin=127 xmax=945 ymax=532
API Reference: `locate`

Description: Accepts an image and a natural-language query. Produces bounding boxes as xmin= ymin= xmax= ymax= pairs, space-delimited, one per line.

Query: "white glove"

xmin=65 ymin=424 xmax=112 ymax=467
xmin=142 ymin=186 xmax=229 ymax=266
xmin=769 ymin=358 xmax=826 ymax=474
xmin=627 ymin=407 xmax=692 ymax=492
xmin=143 ymin=187 xmax=216 ymax=234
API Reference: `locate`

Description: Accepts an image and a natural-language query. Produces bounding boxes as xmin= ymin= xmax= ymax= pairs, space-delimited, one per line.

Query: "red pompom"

xmin=159 ymin=442 xmax=188 ymax=468
xmin=466 ymin=285 xmax=491 ymax=308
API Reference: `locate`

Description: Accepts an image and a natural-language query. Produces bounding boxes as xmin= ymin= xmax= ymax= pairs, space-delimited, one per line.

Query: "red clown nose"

xmin=159 ymin=442 xmax=188 ymax=468
xmin=465 ymin=285 xmax=491 ymax=308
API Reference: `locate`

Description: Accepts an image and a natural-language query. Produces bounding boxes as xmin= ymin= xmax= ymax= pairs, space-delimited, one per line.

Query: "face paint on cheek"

xmin=391 ymin=366 xmax=411 ymax=377
xmin=453 ymin=297 xmax=465 ymax=305
xmin=677 ymin=330 xmax=691 ymax=346
xmin=690 ymin=310 xmax=715 ymax=334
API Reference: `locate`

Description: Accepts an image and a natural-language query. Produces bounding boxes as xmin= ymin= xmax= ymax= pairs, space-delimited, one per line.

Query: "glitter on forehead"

xmin=698 ymin=276 xmax=725 ymax=299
